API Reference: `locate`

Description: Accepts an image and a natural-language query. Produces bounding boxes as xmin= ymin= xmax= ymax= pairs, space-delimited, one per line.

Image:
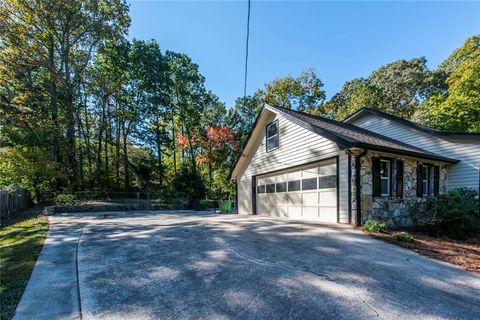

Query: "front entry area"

xmin=255 ymin=159 xmax=338 ymax=222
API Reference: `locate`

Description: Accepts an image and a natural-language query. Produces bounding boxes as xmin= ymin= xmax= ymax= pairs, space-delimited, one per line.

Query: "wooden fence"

xmin=0 ymin=189 xmax=30 ymax=217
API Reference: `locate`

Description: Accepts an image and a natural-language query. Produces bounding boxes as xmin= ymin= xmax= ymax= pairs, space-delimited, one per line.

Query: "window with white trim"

xmin=380 ymin=159 xmax=390 ymax=196
xmin=266 ymin=121 xmax=279 ymax=152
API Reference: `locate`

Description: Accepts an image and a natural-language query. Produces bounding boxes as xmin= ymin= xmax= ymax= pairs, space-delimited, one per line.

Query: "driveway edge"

xmin=13 ymin=216 xmax=84 ymax=320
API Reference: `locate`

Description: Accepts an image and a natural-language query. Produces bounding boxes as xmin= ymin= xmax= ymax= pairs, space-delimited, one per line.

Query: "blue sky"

xmin=128 ymin=1 xmax=480 ymax=108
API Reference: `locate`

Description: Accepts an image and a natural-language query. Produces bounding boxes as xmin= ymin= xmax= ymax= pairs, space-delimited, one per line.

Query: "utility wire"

xmin=243 ymin=0 xmax=251 ymax=122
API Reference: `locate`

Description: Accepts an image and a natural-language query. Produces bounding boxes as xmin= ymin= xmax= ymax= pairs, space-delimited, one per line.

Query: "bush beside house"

xmin=408 ymin=188 xmax=479 ymax=239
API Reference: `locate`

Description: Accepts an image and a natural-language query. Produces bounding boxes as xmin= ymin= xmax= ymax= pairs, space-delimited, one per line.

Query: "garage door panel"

xmin=288 ymin=206 xmax=302 ymax=218
xmin=256 ymin=160 xmax=338 ymax=223
xmin=288 ymin=193 xmax=301 ymax=205
xmin=319 ymin=163 xmax=336 ymax=176
xmin=302 ymin=168 xmax=318 ymax=179
xmin=265 ymin=176 xmax=275 ymax=184
xmin=265 ymin=195 xmax=276 ymax=216
xmin=319 ymin=207 xmax=337 ymax=222
xmin=288 ymin=171 xmax=302 ymax=181
xmin=277 ymin=193 xmax=288 ymax=205
xmin=302 ymin=192 xmax=318 ymax=206
xmin=258 ymin=195 xmax=268 ymax=215
xmin=277 ymin=202 xmax=288 ymax=217
xmin=319 ymin=190 xmax=336 ymax=206
xmin=302 ymin=206 xmax=318 ymax=219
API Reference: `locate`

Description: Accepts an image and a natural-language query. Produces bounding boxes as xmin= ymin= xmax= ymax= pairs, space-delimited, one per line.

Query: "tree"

xmin=130 ymin=39 xmax=170 ymax=187
xmin=225 ymin=90 xmax=264 ymax=154
xmin=198 ymin=125 xmax=237 ymax=192
xmin=419 ymin=36 xmax=480 ymax=132
xmin=166 ymin=51 xmax=206 ymax=174
xmin=0 ymin=146 xmax=58 ymax=202
xmin=367 ymin=57 xmax=445 ymax=118
xmin=172 ymin=167 xmax=206 ymax=209
xmin=322 ymin=57 xmax=447 ymax=121
xmin=323 ymin=78 xmax=382 ymax=119
xmin=439 ymin=35 xmax=480 ymax=74
xmin=88 ymin=39 xmax=131 ymax=188
xmin=0 ymin=0 xmax=130 ymax=190
xmin=1 ymin=0 xmax=239 ymax=201
xmin=263 ymin=69 xmax=326 ymax=111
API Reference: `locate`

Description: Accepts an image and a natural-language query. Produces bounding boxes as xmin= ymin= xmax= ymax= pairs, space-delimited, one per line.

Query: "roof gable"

xmin=269 ymin=105 xmax=457 ymax=163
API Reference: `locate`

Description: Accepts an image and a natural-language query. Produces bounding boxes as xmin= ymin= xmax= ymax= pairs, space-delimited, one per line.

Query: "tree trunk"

xmin=208 ymin=147 xmax=213 ymax=189
xmin=115 ymin=104 xmax=121 ymax=186
xmin=104 ymin=103 xmax=109 ymax=188
xmin=60 ymin=23 xmax=78 ymax=190
xmin=154 ymin=114 xmax=163 ymax=187
xmin=48 ymin=36 xmax=61 ymax=169
xmin=122 ymin=121 xmax=130 ymax=190
xmin=83 ymin=101 xmax=93 ymax=183
xmin=77 ymin=106 xmax=84 ymax=189
xmin=186 ymin=127 xmax=196 ymax=173
xmin=181 ymin=124 xmax=185 ymax=163
xmin=96 ymin=98 xmax=105 ymax=180
xmin=171 ymin=114 xmax=177 ymax=175
xmin=65 ymin=77 xmax=77 ymax=189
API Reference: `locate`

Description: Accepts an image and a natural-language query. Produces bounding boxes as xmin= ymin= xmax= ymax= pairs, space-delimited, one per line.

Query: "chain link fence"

xmin=69 ymin=192 xmax=236 ymax=213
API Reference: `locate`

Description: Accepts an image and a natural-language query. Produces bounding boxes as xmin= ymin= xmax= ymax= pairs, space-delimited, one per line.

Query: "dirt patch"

xmin=366 ymin=231 xmax=480 ymax=272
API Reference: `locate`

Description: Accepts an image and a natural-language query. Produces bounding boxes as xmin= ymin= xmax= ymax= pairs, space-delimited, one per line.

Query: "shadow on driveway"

xmin=14 ymin=210 xmax=480 ymax=320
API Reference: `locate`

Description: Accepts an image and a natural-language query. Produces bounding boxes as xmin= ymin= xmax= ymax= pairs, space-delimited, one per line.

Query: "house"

xmin=229 ymin=104 xmax=480 ymax=227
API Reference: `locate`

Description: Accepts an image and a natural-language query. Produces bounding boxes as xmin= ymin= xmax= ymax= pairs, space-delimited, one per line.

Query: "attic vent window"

xmin=266 ymin=121 xmax=279 ymax=152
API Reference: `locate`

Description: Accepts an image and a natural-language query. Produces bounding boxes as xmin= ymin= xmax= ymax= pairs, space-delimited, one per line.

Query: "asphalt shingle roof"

xmin=267 ymin=105 xmax=458 ymax=163
xmin=343 ymin=107 xmax=480 ymax=138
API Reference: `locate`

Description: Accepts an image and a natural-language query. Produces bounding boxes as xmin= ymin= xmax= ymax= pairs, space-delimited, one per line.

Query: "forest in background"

xmin=1 ymin=0 xmax=479 ymax=205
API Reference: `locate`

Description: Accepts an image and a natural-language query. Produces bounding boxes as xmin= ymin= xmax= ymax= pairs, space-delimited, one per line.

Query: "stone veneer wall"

xmin=359 ymin=151 xmax=447 ymax=228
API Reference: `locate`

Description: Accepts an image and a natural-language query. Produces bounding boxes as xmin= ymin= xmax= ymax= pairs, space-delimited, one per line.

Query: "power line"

xmin=243 ymin=0 xmax=251 ymax=109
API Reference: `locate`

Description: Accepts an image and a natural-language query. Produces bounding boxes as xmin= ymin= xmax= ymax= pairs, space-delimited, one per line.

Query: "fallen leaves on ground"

xmin=366 ymin=231 xmax=480 ymax=272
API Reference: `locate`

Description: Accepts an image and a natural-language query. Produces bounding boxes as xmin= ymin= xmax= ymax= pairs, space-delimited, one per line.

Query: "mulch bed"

xmin=365 ymin=230 xmax=480 ymax=272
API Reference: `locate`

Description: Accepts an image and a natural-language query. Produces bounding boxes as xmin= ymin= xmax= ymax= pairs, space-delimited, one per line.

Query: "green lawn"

xmin=0 ymin=210 xmax=49 ymax=320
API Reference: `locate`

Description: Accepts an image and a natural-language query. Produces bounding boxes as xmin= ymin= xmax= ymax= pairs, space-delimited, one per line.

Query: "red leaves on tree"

xmin=205 ymin=126 xmax=237 ymax=150
xmin=176 ymin=134 xmax=197 ymax=150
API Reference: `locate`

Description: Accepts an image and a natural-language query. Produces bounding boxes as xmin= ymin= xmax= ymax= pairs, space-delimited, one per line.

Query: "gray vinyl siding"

xmin=237 ymin=113 xmax=349 ymax=220
xmin=349 ymin=114 xmax=480 ymax=190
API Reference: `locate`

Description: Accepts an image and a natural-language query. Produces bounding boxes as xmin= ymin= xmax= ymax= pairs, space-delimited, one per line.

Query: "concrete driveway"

xmin=14 ymin=211 xmax=480 ymax=320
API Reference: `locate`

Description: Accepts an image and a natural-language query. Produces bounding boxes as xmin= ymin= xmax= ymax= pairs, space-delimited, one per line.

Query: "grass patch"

xmin=392 ymin=231 xmax=414 ymax=243
xmin=0 ymin=210 xmax=49 ymax=320
xmin=363 ymin=219 xmax=387 ymax=233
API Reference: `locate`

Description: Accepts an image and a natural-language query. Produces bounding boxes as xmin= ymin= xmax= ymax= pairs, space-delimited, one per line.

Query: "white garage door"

xmin=256 ymin=159 xmax=337 ymax=222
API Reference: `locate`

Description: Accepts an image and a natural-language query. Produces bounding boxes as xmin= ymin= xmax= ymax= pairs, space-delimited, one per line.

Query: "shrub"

xmin=406 ymin=198 xmax=427 ymax=228
xmin=153 ymin=197 xmax=187 ymax=210
xmin=0 ymin=146 xmax=60 ymax=203
xmin=407 ymin=188 xmax=479 ymax=239
xmin=172 ymin=167 xmax=206 ymax=209
xmin=363 ymin=220 xmax=387 ymax=233
xmin=198 ymin=199 xmax=214 ymax=210
xmin=392 ymin=231 xmax=414 ymax=242
xmin=55 ymin=193 xmax=76 ymax=205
